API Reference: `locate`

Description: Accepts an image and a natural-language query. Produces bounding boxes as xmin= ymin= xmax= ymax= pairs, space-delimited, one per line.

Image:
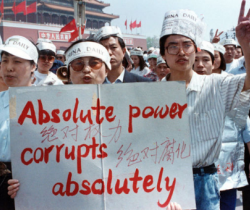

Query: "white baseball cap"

xmin=213 ymin=43 xmax=225 ymax=54
xmin=1 ymin=35 xmax=38 ymax=64
xmin=148 ymin=49 xmax=159 ymax=59
xmin=94 ymin=26 xmax=123 ymax=42
xmin=130 ymin=48 xmax=143 ymax=56
xmin=56 ymin=50 xmax=65 ymax=55
xmin=148 ymin=47 xmax=155 ymax=52
xmin=220 ymin=39 xmax=237 ymax=47
xmin=65 ymin=41 xmax=111 ymax=70
xmin=157 ymin=55 xmax=166 ymax=66
xmin=36 ymin=38 xmax=56 ymax=53
xmin=160 ymin=9 xmax=205 ymax=47
xmin=199 ymin=41 xmax=214 ymax=56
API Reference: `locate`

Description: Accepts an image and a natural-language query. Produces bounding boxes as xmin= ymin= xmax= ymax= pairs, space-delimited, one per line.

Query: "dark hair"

xmin=205 ymin=50 xmax=214 ymax=64
xmin=132 ymin=55 xmax=148 ymax=71
xmin=236 ymin=46 xmax=244 ymax=56
xmin=219 ymin=52 xmax=226 ymax=71
xmin=1 ymin=51 xmax=35 ymax=66
xmin=100 ymin=35 xmax=125 ymax=49
xmin=39 ymin=50 xmax=56 ymax=57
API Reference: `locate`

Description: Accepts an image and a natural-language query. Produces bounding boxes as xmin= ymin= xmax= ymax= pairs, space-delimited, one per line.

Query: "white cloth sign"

xmin=9 ymin=82 xmax=195 ymax=210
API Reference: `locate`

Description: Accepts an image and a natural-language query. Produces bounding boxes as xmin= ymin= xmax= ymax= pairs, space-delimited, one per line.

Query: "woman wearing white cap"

xmin=0 ymin=35 xmax=38 ymax=210
xmin=34 ymin=39 xmax=64 ymax=86
xmin=130 ymin=48 xmax=150 ymax=77
xmin=159 ymin=1 xmax=250 ymax=209
xmin=65 ymin=39 xmax=111 ymax=84
xmin=212 ymin=44 xmax=227 ymax=74
xmin=194 ymin=41 xmax=215 ymax=75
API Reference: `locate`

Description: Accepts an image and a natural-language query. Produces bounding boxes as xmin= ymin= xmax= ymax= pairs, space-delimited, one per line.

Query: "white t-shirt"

xmin=130 ymin=66 xmax=151 ymax=77
xmin=225 ymin=57 xmax=245 ymax=73
xmin=34 ymin=71 xmax=64 ymax=86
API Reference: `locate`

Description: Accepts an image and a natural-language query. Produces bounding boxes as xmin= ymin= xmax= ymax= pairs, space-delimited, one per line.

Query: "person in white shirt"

xmin=130 ymin=48 xmax=151 ymax=76
xmin=221 ymin=39 xmax=245 ymax=72
xmin=34 ymin=39 xmax=64 ymax=86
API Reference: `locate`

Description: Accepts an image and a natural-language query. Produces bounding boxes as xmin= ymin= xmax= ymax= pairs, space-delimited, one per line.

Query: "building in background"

xmin=0 ymin=0 xmax=147 ymax=50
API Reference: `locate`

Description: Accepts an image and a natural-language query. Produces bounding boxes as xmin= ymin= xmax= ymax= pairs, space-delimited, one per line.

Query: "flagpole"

xmin=25 ymin=0 xmax=27 ymax=22
xmin=36 ymin=0 xmax=38 ymax=23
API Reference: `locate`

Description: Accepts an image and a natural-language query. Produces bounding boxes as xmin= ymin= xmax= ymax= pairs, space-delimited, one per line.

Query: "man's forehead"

xmin=100 ymin=36 xmax=118 ymax=45
xmin=166 ymin=35 xmax=192 ymax=43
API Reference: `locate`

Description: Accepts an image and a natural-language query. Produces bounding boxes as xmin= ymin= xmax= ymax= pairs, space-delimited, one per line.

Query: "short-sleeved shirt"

xmin=164 ymin=71 xmax=250 ymax=167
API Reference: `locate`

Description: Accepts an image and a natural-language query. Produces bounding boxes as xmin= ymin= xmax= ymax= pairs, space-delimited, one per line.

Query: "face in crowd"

xmin=131 ymin=55 xmax=140 ymax=67
xmin=100 ymin=36 xmax=126 ymax=70
xmin=56 ymin=54 xmax=66 ymax=63
xmin=156 ymin=63 xmax=170 ymax=80
xmin=148 ymin=58 xmax=157 ymax=68
xmin=235 ymin=46 xmax=243 ymax=59
xmin=194 ymin=50 xmax=214 ymax=75
xmin=69 ymin=56 xmax=108 ymax=85
xmin=224 ymin=44 xmax=236 ymax=63
xmin=1 ymin=52 xmax=36 ymax=87
xmin=37 ymin=51 xmax=55 ymax=74
xmin=162 ymin=35 xmax=196 ymax=73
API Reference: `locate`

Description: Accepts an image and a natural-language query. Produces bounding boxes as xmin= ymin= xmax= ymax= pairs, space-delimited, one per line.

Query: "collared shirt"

xmin=164 ymin=71 xmax=250 ymax=167
xmin=0 ymin=90 xmax=10 ymax=162
xmin=104 ymin=69 xmax=125 ymax=84
xmin=34 ymin=71 xmax=64 ymax=86
xmin=226 ymin=57 xmax=245 ymax=73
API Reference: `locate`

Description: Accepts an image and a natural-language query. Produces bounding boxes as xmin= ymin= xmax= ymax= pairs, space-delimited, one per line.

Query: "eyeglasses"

xmin=166 ymin=42 xmax=195 ymax=55
xmin=56 ymin=56 xmax=63 ymax=59
xmin=69 ymin=57 xmax=103 ymax=72
xmin=39 ymin=55 xmax=55 ymax=63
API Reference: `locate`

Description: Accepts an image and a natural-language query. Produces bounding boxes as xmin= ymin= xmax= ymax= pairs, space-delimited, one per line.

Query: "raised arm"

xmin=237 ymin=0 xmax=250 ymax=91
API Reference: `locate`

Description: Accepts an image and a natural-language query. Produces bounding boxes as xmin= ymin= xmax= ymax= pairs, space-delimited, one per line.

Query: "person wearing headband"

xmin=155 ymin=55 xmax=170 ymax=81
xmin=159 ymin=2 xmax=250 ymax=209
xmin=212 ymin=44 xmax=227 ymax=74
xmin=194 ymin=41 xmax=214 ymax=75
xmin=56 ymin=50 xmax=66 ymax=64
xmin=130 ymin=48 xmax=151 ymax=77
xmin=221 ymin=39 xmax=245 ymax=73
xmin=34 ymin=39 xmax=64 ymax=86
xmin=65 ymin=39 xmax=110 ymax=84
xmin=0 ymin=35 xmax=39 ymax=210
xmin=94 ymin=26 xmax=151 ymax=83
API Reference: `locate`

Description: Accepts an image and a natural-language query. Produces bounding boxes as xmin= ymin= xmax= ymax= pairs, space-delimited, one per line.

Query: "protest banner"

xmin=9 ymin=82 xmax=196 ymax=210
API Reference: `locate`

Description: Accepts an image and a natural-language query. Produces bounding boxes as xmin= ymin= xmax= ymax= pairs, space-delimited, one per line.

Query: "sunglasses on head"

xmin=70 ymin=57 xmax=103 ymax=71
xmin=39 ymin=55 xmax=55 ymax=63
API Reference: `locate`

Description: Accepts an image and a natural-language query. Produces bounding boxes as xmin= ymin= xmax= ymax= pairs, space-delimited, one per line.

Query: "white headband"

xmin=130 ymin=48 xmax=143 ymax=56
xmin=56 ymin=50 xmax=65 ymax=55
xmin=65 ymin=42 xmax=111 ymax=70
xmin=220 ymin=39 xmax=237 ymax=47
xmin=2 ymin=35 xmax=38 ymax=64
xmin=37 ymin=41 xmax=56 ymax=53
xmin=213 ymin=43 xmax=225 ymax=54
xmin=157 ymin=55 xmax=166 ymax=66
xmin=94 ymin=26 xmax=123 ymax=42
xmin=160 ymin=9 xmax=205 ymax=47
xmin=199 ymin=41 xmax=214 ymax=56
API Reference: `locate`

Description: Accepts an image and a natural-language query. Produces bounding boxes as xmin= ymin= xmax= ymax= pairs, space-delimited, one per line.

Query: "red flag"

xmin=129 ymin=20 xmax=132 ymax=31
xmin=25 ymin=2 xmax=36 ymax=15
xmin=12 ymin=0 xmax=26 ymax=15
xmin=132 ymin=20 xmax=137 ymax=29
xmin=69 ymin=27 xmax=79 ymax=42
xmin=81 ymin=20 xmax=86 ymax=35
xmin=137 ymin=21 xmax=141 ymax=28
xmin=0 ymin=0 xmax=4 ymax=14
xmin=125 ymin=20 xmax=127 ymax=30
xmin=60 ymin=19 xmax=77 ymax=33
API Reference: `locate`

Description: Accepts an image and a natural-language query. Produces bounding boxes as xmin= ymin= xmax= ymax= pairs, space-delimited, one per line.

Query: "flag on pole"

xmin=60 ymin=19 xmax=77 ymax=33
xmin=69 ymin=27 xmax=79 ymax=42
xmin=0 ymin=0 xmax=4 ymax=14
xmin=12 ymin=0 xmax=26 ymax=15
xmin=137 ymin=21 xmax=141 ymax=28
xmin=25 ymin=1 xmax=36 ymax=15
xmin=125 ymin=19 xmax=127 ymax=30
xmin=81 ymin=20 xmax=86 ymax=35
xmin=132 ymin=20 xmax=137 ymax=29
xmin=129 ymin=20 xmax=132 ymax=31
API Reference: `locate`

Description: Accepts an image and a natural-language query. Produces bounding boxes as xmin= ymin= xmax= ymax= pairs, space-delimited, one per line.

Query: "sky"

xmin=103 ymin=0 xmax=250 ymax=41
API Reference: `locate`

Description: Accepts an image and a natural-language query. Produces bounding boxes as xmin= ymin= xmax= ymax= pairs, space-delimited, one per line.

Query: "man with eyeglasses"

xmin=159 ymin=2 xmax=250 ymax=209
xmin=34 ymin=39 xmax=64 ymax=86
xmin=94 ymin=26 xmax=151 ymax=83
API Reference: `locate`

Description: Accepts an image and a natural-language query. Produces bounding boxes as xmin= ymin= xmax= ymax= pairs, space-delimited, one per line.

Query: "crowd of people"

xmin=1 ymin=0 xmax=250 ymax=210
